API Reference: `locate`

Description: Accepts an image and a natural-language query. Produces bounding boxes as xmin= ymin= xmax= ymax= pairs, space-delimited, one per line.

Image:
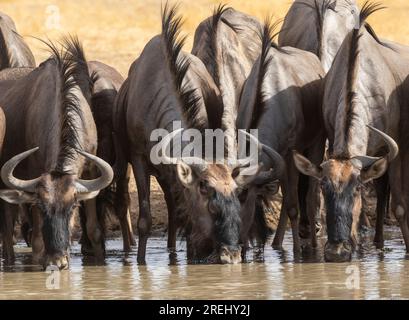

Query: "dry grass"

xmin=1 ymin=0 xmax=408 ymax=76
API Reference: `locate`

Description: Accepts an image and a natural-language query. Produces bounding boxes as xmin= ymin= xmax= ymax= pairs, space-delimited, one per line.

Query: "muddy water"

xmin=1 ymin=227 xmax=409 ymax=300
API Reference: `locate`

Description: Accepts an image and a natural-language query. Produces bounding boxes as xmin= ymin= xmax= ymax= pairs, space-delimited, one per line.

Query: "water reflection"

xmin=1 ymin=227 xmax=409 ymax=299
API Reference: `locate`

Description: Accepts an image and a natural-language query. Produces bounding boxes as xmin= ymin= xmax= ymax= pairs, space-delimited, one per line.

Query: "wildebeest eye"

xmin=199 ymin=180 xmax=209 ymax=196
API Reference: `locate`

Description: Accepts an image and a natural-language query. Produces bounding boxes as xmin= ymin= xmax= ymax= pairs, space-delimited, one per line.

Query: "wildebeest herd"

xmin=0 ymin=0 xmax=408 ymax=270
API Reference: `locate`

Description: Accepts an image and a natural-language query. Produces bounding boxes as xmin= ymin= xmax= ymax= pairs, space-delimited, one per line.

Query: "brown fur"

xmin=322 ymin=160 xmax=356 ymax=187
xmin=206 ymin=164 xmax=236 ymax=196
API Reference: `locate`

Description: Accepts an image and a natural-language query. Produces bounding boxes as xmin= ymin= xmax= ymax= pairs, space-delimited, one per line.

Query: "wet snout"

xmin=43 ymin=253 xmax=70 ymax=270
xmin=324 ymin=242 xmax=352 ymax=262
xmin=219 ymin=246 xmax=242 ymax=264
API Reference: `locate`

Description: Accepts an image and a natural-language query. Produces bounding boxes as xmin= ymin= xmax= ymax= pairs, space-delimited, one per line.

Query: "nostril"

xmin=44 ymin=254 xmax=69 ymax=270
xmin=219 ymin=246 xmax=242 ymax=264
xmin=324 ymin=242 xmax=352 ymax=262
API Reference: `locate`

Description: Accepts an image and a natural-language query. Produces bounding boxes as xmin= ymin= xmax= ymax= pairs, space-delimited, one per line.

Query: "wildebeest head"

xmin=293 ymin=126 xmax=398 ymax=262
xmin=0 ymin=148 xmax=113 ymax=269
xmin=157 ymin=129 xmax=283 ymax=264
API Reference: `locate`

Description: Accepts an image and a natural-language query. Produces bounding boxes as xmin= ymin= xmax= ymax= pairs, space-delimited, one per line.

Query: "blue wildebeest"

xmin=83 ymin=61 xmax=136 ymax=253
xmin=192 ymin=6 xmax=325 ymax=254
xmin=191 ymin=7 xmax=277 ymax=255
xmin=292 ymin=2 xmax=405 ymax=262
xmin=279 ymin=0 xmax=388 ymax=240
xmin=113 ymin=4 xmax=272 ymax=264
xmin=0 ymin=38 xmax=113 ymax=268
xmin=237 ymin=20 xmax=325 ymax=254
xmin=0 ymin=12 xmax=36 ymax=247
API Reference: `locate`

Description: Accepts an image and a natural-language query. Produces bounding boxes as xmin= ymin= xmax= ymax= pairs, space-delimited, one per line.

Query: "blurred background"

xmin=1 ymin=0 xmax=409 ymax=76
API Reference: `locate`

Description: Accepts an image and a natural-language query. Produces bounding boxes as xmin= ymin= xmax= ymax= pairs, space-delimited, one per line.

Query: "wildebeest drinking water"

xmin=191 ymin=7 xmax=285 ymax=256
xmin=113 ymin=4 xmax=276 ymax=264
xmin=0 ymin=38 xmax=113 ymax=269
xmin=237 ymin=20 xmax=325 ymax=253
xmin=292 ymin=2 xmax=407 ymax=262
xmin=85 ymin=61 xmax=136 ymax=253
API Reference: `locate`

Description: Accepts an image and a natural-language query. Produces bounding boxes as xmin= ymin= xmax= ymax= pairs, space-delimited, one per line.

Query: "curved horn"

xmin=156 ymin=128 xmax=207 ymax=168
xmin=352 ymin=125 xmax=399 ymax=168
xmin=1 ymin=147 xmax=41 ymax=192
xmin=261 ymin=144 xmax=286 ymax=180
xmin=237 ymin=130 xmax=285 ymax=178
xmin=236 ymin=130 xmax=262 ymax=167
xmin=75 ymin=151 xmax=114 ymax=193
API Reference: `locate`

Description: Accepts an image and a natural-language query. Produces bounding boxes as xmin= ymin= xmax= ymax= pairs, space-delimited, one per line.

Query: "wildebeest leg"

xmin=239 ymin=189 xmax=257 ymax=259
xmin=386 ymin=194 xmax=394 ymax=225
xmin=31 ymin=206 xmax=44 ymax=264
xmin=156 ymin=177 xmax=177 ymax=251
xmin=306 ymin=178 xmax=321 ymax=248
xmin=273 ymin=156 xmax=301 ymax=253
xmin=285 ymin=158 xmax=301 ymax=253
xmin=131 ymin=155 xmax=151 ymax=264
xmin=84 ymin=198 xmax=105 ymax=262
xmin=272 ymin=200 xmax=288 ymax=250
xmin=252 ymin=199 xmax=269 ymax=260
xmin=298 ymin=174 xmax=309 ymax=238
xmin=305 ymin=136 xmax=325 ymax=248
xmin=79 ymin=206 xmax=93 ymax=255
xmin=389 ymin=155 xmax=409 ymax=252
xmin=20 ymin=205 xmax=32 ymax=247
xmin=114 ymin=166 xmax=135 ymax=252
xmin=374 ymin=174 xmax=389 ymax=249
xmin=0 ymin=203 xmax=16 ymax=263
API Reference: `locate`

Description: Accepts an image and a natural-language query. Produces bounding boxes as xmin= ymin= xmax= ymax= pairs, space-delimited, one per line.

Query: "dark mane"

xmin=161 ymin=3 xmax=203 ymax=129
xmin=344 ymin=1 xmax=386 ymax=142
xmin=41 ymin=38 xmax=89 ymax=173
xmin=204 ymin=4 xmax=231 ymax=88
xmin=62 ymin=35 xmax=96 ymax=103
xmin=250 ymin=19 xmax=282 ymax=129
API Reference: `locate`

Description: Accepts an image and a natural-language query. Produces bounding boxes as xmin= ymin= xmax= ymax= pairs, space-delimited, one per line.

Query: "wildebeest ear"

xmin=0 ymin=190 xmax=36 ymax=204
xmin=176 ymin=161 xmax=195 ymax=187
xmin=360 ymin=158 xmax=388 ymax=184
xmin=292 ymin=151 xmax=322 ymax=179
